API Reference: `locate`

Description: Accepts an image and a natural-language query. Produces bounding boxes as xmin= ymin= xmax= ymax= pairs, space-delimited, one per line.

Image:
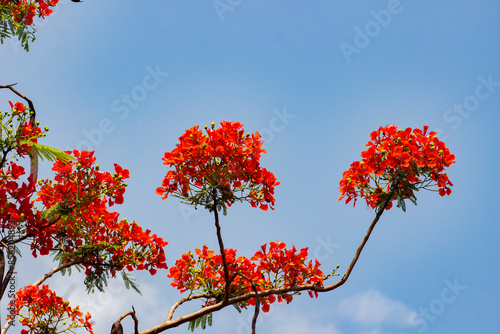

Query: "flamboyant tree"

xmin=0 ymin=2 xmax=457 ymax=333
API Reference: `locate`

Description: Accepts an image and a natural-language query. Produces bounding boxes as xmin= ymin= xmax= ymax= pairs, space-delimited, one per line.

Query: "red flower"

xmin=157 ymin=122 xmax=279 ymax=213
xmin=168 ymin=242 xmax=324 ymax=313
xmin=34 ymin=150 xmax=168 ymax=281
xmin=339 ymin=125 xmax=455 ymax=211
xmin=9 ymin=284 xmax=95 ymax=334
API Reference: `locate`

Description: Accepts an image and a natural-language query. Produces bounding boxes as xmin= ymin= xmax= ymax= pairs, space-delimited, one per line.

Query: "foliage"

xmin=0 ymin=0 xmax=59 ymax=51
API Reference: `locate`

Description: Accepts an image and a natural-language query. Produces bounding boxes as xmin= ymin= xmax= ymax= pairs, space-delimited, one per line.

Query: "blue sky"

xmin=1 ymin=1 xmax=499 ymax=333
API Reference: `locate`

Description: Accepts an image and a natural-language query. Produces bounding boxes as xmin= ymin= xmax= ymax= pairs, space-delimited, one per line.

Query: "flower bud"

xmin=211 ymin=122 xmax=215 ymax=129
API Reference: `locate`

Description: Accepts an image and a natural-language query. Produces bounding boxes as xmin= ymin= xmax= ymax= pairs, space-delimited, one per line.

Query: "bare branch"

xmin=166 ymin=293 xmax=208 ymax=322
xmin=32 ymin=260 xmax=80 ymax=287
xmin=238 ymin=274 xmax=260 ymax=334
xmin=212 ymin=193 xmax=230 ymax=303
xmin=114 ymin=306 xmax=139 ymax=334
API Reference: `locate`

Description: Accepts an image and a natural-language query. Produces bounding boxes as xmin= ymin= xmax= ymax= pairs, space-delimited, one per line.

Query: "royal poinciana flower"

xmin=168 ymin=241 xmax=325 ymax=313
xmin=0 ymin=101 xmax=42 ymax=231
xmin=156 ymin=121 xmax=279 ymax=213
xmin=0 ymin=0 xmax=59 ymax=25
xmin=34 ymin=150 xmax=168 ymax=288
xmin=339 ymin=125 xmax=456 ymax=211
xmin=9 ymin=284 xmax=95 ymax=334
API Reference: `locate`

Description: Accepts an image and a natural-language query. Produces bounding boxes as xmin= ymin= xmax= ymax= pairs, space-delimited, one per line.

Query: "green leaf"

xmin=232 ymin=303 xmax=242 ymax=313
xmin=19 ymin=140 xmax=74 ymax=162
xmin=397 ymin=197 xmax=406 ymax=212
xmin=201 ymin=314 xmax=207 ymax=330
xmin=121 ymin=270 xmax=142 ymax=295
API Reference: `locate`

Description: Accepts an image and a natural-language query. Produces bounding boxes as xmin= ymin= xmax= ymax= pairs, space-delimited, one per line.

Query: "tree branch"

xmin=238 ymin=274 xmax=260 ymax=334
xmin=32 ymin=259 xmax=80 ymax=287
xmin=138 ymin=193 xmax=394 ymax=334
xmin=165 ymin=293 xmax=209 ymax=322
xmin=212 ymin=193 xmax=230 ymax=303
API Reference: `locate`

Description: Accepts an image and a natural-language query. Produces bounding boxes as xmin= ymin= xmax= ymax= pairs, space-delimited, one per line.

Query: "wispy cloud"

xmin=336 ymin=289 xmax=416 ymax=329
xmin=269 ymin=307 xmax=342 ymax=334
xmin=41 ymin=271 xmax=170 ymax=333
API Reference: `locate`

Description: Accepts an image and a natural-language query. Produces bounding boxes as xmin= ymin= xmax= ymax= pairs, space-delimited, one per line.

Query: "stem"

xmin=239 ymin=274 xmax=260 ymax=334
xmin=32 ymin=260 xmax=80 ymax=287
xmin=165 ymin=294 xmax=208 ymax=322
xmin=212 ymin=191 xmax=230 ymax=303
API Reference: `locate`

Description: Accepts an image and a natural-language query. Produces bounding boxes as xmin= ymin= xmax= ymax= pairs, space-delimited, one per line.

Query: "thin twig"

xmin=238 ymin=274 xmax=260 ymax=334
xmin=212 ymin=192 xmax=230 ymax=303
xmin=165 ymin=293 xmax=208 ymax=322
xmin=32 ymin=260 xmax=80 ymax=287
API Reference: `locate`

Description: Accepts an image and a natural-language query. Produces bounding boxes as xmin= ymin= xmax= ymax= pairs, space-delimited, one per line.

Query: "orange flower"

xmin=168 ymin=242 xmax=324 ymax=313
xmin=339 ymin=125 xmax=455 ymax=211
xmin=157 ymin=122 xmax=279 ymax=213
xmin=10 ymin=284 xmax=95 ymax=334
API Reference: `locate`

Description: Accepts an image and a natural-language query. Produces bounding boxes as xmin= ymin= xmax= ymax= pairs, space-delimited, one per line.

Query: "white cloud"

xmin=32 ymin=271 xmax=171 ymax=334
xmin=336 ymin=289 xmax=416 ymax=328
xmin=268 ymin=306 xmax=342 ymax=334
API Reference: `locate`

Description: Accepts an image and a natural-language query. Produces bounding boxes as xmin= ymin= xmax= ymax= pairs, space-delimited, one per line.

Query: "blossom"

xmin=34 ymin=150 xmax=168 ymax=284
xmin=157 ymin=121 xmax=279 ymax=213
xmin=168 ymin=242 xmax=324 ymax=312
xmin=339 ymin=125 xmax=456 ymax=211
xmin=1 ymin=0 xmax=60 ymax=26
xmin=9 ymin=284 xmax=95 ymax=334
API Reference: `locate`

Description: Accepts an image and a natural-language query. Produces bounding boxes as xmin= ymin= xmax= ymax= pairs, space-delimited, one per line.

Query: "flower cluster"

xmin=1 ymin=101 xmax=43 ymax=231
xmin=34 ymin=150 xmax=168 ymax=283
xmin=157 ymin=121 xmax=279 ymax=212
xmin=339 ymin=125 xmax=456 ymax=211
xmin=0 ymin=161 xmax=37 ymax=231
xmin=168 ymin=242 xmax=325 ymax=312
xmin=9 ymin=284 xmax=94 ymax=334
xmin=0 ymin=0 xmax=59 ymax=25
